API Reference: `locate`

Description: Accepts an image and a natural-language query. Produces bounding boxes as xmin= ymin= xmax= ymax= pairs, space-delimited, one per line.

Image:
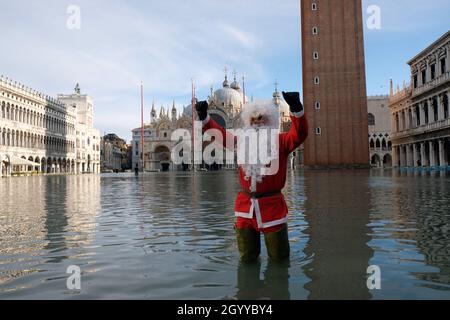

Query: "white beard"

xmin=237 ymin=125 xmax=279 ymax=192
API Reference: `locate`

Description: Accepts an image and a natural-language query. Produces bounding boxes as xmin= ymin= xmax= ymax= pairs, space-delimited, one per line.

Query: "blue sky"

xmin=0 ymin=0 xmax=449 ymax=141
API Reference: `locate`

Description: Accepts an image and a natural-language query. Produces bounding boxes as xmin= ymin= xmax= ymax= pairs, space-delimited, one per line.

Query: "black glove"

xmin=195 ymin=100 xmax=208 ymax=121
xmin=282 ymin=92 xmax=304 ymax=113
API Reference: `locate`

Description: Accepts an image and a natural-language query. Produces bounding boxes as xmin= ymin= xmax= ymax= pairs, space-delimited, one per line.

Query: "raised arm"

xmin=196 ymin=100 xmax=235 ymax=149
xmin=280 ymin=92 xmax=309 ymax=154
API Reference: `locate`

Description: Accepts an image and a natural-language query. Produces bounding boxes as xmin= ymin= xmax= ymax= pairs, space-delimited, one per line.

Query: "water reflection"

xmin=44 ymin=176 xmax=69 ymax=263
xmin=0 ymin=175 xmax=100 ymax=292
xmin=1 ymin=170 xmax=450 ymax=299
xmin=368 ymin=170 xmax=450 ymax=296
xmin=236 ymin=260 xmax=291 ymax=300
xmin=302 ymin=170 xmax=374 ymax=300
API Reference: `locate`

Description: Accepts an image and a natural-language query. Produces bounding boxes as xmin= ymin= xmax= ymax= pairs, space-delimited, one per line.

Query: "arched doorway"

xmin=383 ymin=154 xmax=392 ymax=168
xmin=154 ymin=145 xmax=171 ymax=172
xmin=371 ymin=154 xmax=381 ymax=168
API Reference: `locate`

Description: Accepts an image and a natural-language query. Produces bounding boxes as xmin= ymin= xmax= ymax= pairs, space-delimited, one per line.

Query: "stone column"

xmin=406 ymin=109 xmax=410 ymax=129
xmin=392 ymin=146 xmax=398 ymax=167
xmin=426 ymin=60 xmax=431 ymax=82
xmin=439 ymin=139 xmax=446 ymax=167
xmin=420 ymin=102 xmax=425 ymax=126
xmin=413 ymin=143 xmax=418 ymax=167
xmin=420 ymin=142 xmax=427 ymax=166
xmin=401 ymin=145 xmax=406 ymax=167
xmin=429 ymin=140 xmax=436 ymax=167
xmin=429 ymin=98 xmax=435 ymax=123
xmin=406 ymin=144 xmax=412 ymax=167
xmin=437 ymin=94 xmax=444 ymax=121
xmin=447 ymin=45 xmax=450 ymax=73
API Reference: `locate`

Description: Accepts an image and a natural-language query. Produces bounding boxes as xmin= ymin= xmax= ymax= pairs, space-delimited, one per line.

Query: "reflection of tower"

xmin=301 ymin=0 xmax=369 ymax=167
xmin=302 ymin=171 xmax=373 ymax=299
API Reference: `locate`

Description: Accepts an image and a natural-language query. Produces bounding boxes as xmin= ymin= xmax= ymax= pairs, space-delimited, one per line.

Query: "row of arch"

xmin=1 ymin=155 xmax=77 ymax=176
xmin=369 ymin=137 xmax=392 ymax=151
xmin=0 ymin=127 xmax=75 ymax=153
xmin=371 ymin=153 xmax=392 ymax=168
xmin=1 ymin=100 xmax=75 ymax=135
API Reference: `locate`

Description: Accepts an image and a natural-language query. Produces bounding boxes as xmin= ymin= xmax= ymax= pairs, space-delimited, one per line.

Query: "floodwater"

xmin=0 ymin=169 xmax=450 ymax=300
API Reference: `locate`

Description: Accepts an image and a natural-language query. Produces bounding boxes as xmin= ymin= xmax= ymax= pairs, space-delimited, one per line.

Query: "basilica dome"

xmin=209 ymin=73 xmax=244 ymax=112
xmin=212 ymin=86 xmax=243 ymax=109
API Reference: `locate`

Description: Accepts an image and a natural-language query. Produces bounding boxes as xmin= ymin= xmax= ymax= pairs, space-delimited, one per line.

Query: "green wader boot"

xmin=236 ymin=228 xmax=261 ymax=263
xmin=264 ymin=224 xmax=290 ymax=262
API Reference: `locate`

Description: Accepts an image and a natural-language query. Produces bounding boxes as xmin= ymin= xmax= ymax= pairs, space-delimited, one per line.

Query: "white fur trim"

xmin=236 ymin=198 xmax=289 ymax=229
xmin=290 ymin=110 xmax=305 ymax=118
xmin=241 ymin=100 xmax=280 ymax=130
xmin=202 ymin=114 xmax=211 ymax=126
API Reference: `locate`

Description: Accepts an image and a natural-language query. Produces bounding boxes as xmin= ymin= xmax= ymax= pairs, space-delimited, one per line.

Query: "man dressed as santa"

xmin=196 ymin=92 xmax=308 ymax=262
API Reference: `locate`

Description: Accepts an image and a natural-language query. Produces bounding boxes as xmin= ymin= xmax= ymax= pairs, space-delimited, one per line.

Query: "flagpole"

xmin=191 ymin=79 xmax=196 ymax=172
xmin=141 ymin=81 xmax=144 ymax=172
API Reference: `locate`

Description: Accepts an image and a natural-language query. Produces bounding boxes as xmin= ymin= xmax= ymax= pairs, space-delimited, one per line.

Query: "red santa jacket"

xmin=202 ymin=111 xmax=308 ymax=229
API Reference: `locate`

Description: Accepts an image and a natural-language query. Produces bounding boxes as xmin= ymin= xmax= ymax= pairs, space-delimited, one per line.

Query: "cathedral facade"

xmin=131 ymin=73 xmax=292 ymax=172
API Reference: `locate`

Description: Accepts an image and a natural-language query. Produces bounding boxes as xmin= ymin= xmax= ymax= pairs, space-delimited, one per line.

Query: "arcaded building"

xmin=1 ymin=79 xmax=101 ymax=177
xmin=368 ymin=95 xmax=392 ymax=168
xmin=300 ymin=0 xmax=369 ymax=168
xmin=389 ymin=31 xmax=450 ymax=169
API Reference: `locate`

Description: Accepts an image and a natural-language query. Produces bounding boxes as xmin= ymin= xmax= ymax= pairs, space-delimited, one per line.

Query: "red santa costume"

xmin=201 ymin=100 xmax=308 ymax=234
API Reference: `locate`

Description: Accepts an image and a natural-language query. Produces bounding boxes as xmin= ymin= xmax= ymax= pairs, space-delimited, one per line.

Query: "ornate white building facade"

xmin=1 ymin=78 xmax=101 ymax=177
xmin=132 ymin=73 xmax=292 ymax=172
xmin=368 ymin=95 xmax=392 ymax=168
xmin=389 ymin=31 xmax=450 ymax=169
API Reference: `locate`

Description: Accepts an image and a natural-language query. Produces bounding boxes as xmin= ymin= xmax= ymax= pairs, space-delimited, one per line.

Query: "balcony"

xmin=391 ymin=117 xmax=450 ymax=140
xmin=412 ymin=71 xmax=450 ymax=98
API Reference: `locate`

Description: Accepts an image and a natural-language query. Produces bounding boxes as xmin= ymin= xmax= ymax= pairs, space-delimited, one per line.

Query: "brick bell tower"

xmin=301 ymin=0 xmax=369 ymax=168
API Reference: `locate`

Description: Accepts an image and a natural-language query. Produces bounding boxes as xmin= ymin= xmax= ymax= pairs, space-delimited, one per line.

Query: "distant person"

xmin=135 ymin=164 xmax=139 ymax=176
xmin=417 ymin=159 xmax=422 ymax=167
xmin=196 ymin=92 xmax=308 ymax=262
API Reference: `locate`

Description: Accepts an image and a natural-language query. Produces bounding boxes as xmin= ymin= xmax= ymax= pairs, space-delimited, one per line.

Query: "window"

xmin=312 ymin=27 xmax=318 ymax=35
xmin=312 ymin=3 xmax=317 ymax=10
xmin=313 ymin=51 xmax=319 ymax=60
xmin=431 ymin=64 xmax=436 ymax=80
xmin=314 ymin=76 xmax=320 ymax=85
xmin=413 ymin=74 xmax=418 ymax=89
xmin=368 ymin=113 xmax=375 ymax=126
xmin=315 ymin=101 xmax=321 ymax=110
xmin=441 ymin=58 xmax=446 ymax=75
xmin=421 ymin=69 xmax=426 ymax=85
xmin=315 ymin=127 xmax=322 ymax=135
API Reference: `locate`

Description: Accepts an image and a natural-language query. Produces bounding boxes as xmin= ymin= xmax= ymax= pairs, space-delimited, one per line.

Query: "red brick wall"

xmin=301 ymin=0 xmax=369 ymax=167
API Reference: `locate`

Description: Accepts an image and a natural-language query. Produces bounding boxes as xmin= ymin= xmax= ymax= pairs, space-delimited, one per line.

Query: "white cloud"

xmin=219 ymin=24 xmax=261 ymax=49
